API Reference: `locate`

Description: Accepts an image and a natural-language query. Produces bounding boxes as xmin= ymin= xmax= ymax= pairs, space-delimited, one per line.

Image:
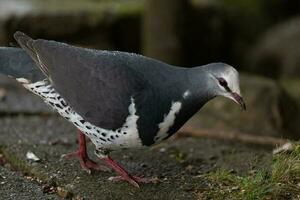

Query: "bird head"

xmin=204 ymin=63 xmax=246 ymax=110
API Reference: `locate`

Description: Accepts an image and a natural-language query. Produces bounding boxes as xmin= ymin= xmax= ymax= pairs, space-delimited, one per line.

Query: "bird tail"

xmin=14 ymin=31 xmax=49 ymax=76
xmin=0 ymin=47 xmax=45 ymax=82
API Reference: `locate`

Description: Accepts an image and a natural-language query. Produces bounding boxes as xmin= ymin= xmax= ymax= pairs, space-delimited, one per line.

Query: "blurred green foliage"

xmin=220 ymin=0 xmax=263 ymax=14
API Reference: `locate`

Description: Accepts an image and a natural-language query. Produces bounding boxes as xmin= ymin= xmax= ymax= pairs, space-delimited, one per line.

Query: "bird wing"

xmin=14 ymin=32 xmax=150 ymax=130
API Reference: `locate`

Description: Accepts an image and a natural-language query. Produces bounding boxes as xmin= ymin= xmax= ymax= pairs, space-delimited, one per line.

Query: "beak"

xmin=230 ymin=92 xmax=246 ymax=110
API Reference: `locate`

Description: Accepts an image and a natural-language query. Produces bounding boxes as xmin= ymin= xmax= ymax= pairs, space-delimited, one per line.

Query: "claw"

xmin=108 ymin=176 xmax=140 ymax=188
xmin=102 ymin=156 xmax=159 ymax=187
xmin=128 ymin=178 xmax=140 ymax=188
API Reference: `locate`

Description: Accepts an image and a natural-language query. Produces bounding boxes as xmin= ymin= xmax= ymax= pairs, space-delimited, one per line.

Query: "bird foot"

xmin=62 ymin=151 xmax=110 ymax=174
xmin=108 ymin=175 xmax=159 ymax=187
xmin=102 ymin=155 xmax=159 ymax=187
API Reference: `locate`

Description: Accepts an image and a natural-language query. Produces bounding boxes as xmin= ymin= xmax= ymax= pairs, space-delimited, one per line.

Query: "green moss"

xmin=23 ymin=0 xmax=143 ymax=22
xmin=113 ymin=1 xmax=143 ymax=17
xmin=200 ymin=142 xmax=300 ymax=200
xmin=192 ymin=0 xmax=263 ymax=15
xmin=220 ymin=0 xmax=263 ymax=14
xmin=271 ymin=143 xmax=300 ymax=197
xmin=280 ymin=79 xmax=300 ymax=101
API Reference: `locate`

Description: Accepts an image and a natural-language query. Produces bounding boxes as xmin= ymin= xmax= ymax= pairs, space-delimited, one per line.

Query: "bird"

xmin=1 ymin=31 xmax=246 ymax=187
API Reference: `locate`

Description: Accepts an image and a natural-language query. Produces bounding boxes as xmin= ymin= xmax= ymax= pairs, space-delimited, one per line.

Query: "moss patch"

xmin=199 ymin=142 xmax=300 ymax=200
xmin=0 ymin=145 xmax=50 ymax=182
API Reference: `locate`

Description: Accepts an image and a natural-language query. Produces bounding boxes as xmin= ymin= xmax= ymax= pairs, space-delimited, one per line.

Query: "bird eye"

xmin=218 ymin=78 xmax=228 ymax=87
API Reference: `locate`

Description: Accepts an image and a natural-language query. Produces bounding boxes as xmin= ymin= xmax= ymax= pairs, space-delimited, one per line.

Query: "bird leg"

xmin=101 ymin=155 xmax=159 ymax=188
xmin=62 ymin=130 xmax=109 ymax=174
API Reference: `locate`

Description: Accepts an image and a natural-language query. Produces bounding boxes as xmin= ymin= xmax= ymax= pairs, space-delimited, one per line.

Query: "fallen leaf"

xmin=273 ymin=142 xmax=293 ymax=155
xmin=26 ymin=151 xmax=40 ymax=162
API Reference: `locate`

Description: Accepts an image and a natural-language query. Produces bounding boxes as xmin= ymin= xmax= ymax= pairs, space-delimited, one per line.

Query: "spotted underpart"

xmin=17 ymin=79 xmax=143 ymax=151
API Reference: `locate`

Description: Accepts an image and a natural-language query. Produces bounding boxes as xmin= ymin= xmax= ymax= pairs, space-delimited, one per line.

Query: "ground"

xmin=0 ymin=116 xmax=273 ymax=199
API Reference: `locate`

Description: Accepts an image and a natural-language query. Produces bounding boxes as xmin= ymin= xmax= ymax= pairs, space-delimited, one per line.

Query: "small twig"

xmin=177 ymin=126 xmax=289 ymax=146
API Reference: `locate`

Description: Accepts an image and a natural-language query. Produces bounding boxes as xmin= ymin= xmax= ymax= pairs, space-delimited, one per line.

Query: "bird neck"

xmin=158 ymin=66 xmax=216 ymax=105
xmin=164 ymin=66 xmax=215 ymax=117
xmin=158 ymin=66 xmax=216 ymax=136
xmin=185 ymin=66 xmax=216 ymax=103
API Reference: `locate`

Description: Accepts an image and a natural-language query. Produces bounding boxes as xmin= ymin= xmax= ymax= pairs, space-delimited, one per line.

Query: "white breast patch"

xmin=154 ymin=101 xmax=182 ymax=143
xmin=17 ymin=79 xmax=143 ymax=150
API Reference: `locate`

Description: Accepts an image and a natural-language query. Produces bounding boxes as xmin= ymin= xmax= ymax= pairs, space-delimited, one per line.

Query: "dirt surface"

xmin=0 ymin=166 xmax=60 ymax=200
xmin=0 ymin=115 xmax=273 ymax=199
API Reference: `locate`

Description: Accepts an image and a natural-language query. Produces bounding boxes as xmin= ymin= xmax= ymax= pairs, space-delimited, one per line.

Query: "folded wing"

xmin=14 ymin=32 xmax=149 ymax=130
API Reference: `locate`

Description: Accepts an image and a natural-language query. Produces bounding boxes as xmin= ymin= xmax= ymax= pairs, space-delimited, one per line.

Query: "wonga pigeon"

xmin=3 ymin=32 xmax=246 ymax=187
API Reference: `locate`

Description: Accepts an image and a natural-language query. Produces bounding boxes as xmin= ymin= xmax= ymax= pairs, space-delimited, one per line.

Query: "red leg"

xmin=102 ymin=156 xmax=159 ymax=187
xmin=62 ymin=131 xmax=109 ymax=174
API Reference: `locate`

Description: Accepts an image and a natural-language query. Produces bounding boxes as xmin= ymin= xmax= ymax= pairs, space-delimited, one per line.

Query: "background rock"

xmin=281 ymin=79 xmax=300 ymax=103
xmin=248 ymin=16 xmax=300 ymax=79
xmin=0 ymin=0 xmax=142 ymax=52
